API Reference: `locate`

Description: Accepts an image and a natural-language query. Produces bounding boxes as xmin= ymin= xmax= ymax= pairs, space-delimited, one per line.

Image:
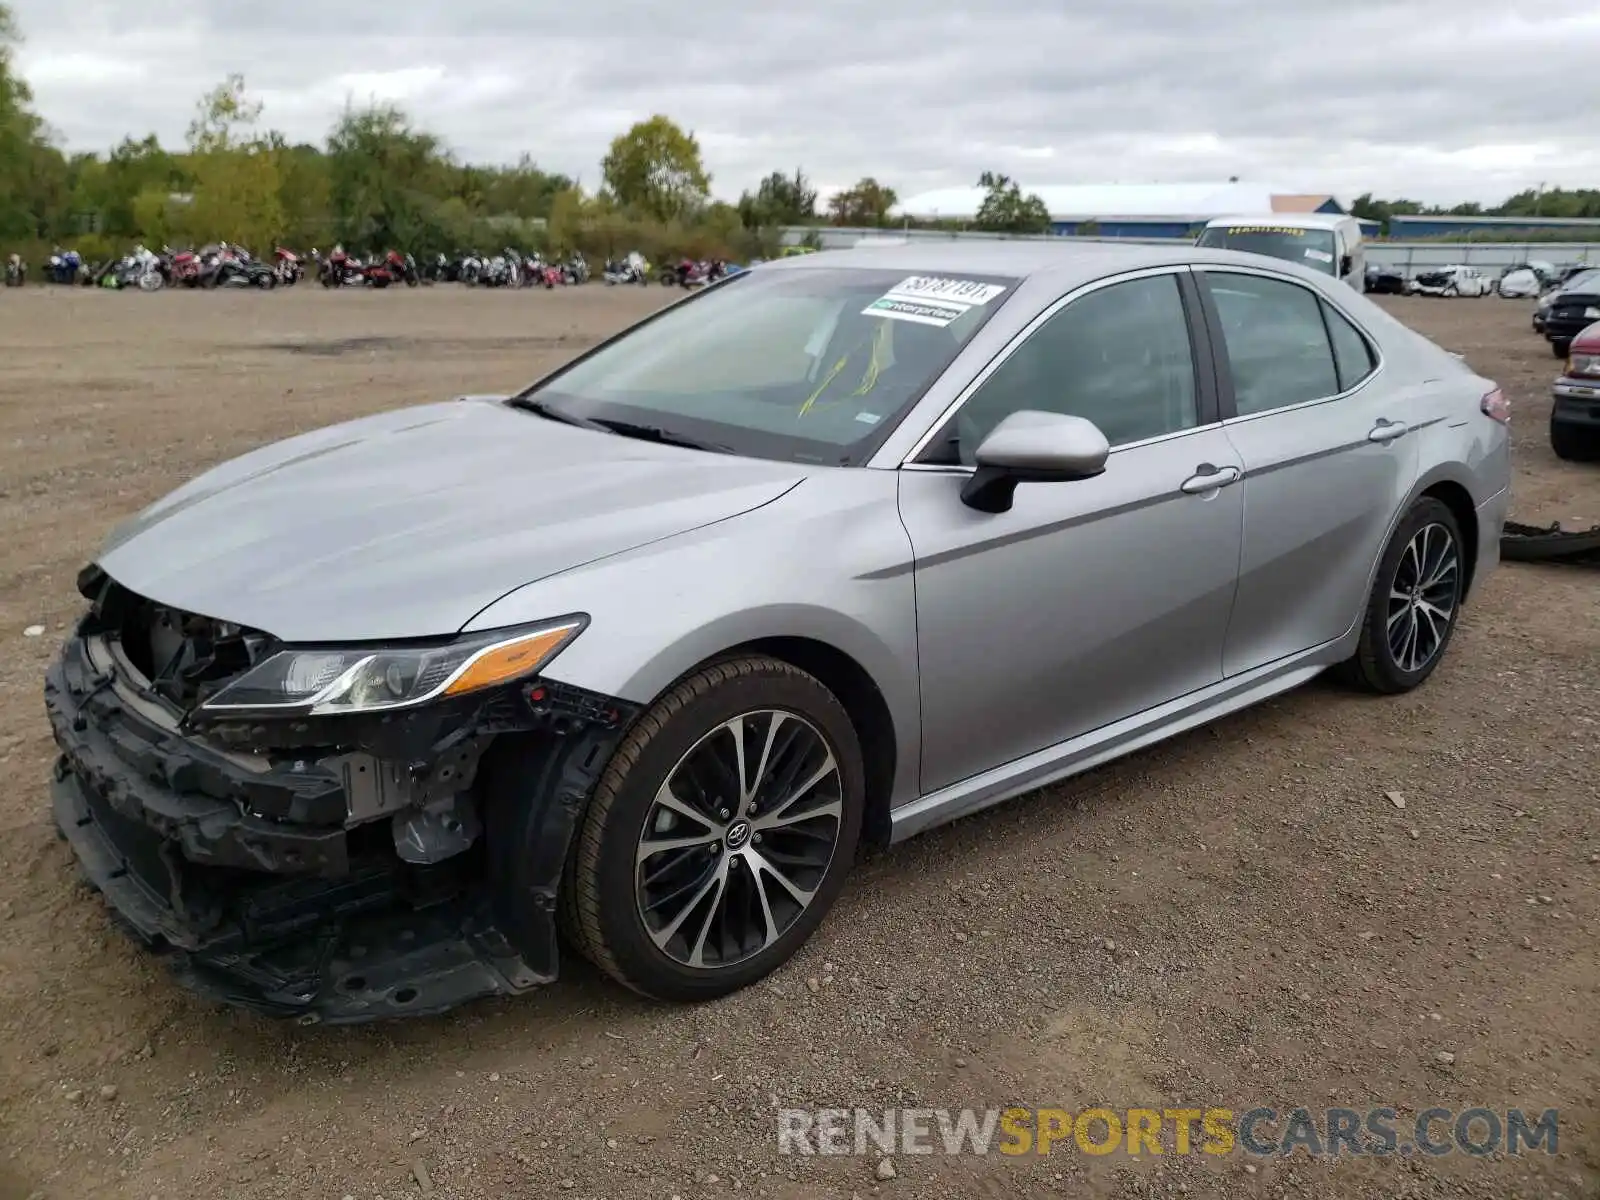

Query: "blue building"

xmin=1388 ymin=214 xmax=1600 ymax=240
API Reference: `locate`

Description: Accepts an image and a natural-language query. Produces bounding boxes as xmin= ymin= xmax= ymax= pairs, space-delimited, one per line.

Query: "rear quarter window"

xmin=1322 ymin=302 xmax=1378 ymax=391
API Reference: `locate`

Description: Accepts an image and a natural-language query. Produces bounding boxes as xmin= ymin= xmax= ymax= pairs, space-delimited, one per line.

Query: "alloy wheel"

xmin=634 ymin=709 xmax=843 ymax=970
xmin=1386 ymin=522 xmax=1460 ymax=673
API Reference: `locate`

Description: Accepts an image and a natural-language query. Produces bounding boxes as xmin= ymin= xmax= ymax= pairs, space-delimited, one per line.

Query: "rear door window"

xmin=1203 ymin=272 xmax=1340 ymax=415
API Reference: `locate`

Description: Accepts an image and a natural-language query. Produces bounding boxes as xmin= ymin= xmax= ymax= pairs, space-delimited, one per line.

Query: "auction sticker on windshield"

xmin=863 ymin=276 xmax=1008 ymax=327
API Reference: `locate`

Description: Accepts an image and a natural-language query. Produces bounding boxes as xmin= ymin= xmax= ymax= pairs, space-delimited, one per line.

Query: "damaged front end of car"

xmin=45 ymin=566 xmax=635 ymax=1024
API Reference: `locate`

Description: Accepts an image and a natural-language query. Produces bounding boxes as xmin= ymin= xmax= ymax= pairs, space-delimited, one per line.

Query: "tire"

xmin=563 ymin=656 xmax=864 ymax=1001
xmin=1552 ymin=339 xmax=1571 ymax=359
xmin=1335 ymin=497 xmax=1466 ymax=695
xmin=1551 ymin=417 xmax=1600 ymax=462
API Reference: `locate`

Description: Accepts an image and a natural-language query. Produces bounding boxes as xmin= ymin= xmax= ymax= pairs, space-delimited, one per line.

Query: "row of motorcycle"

xmin=431 ymin=250 xmax=737 ymax=289
xmin=6 ymin=245 xmax=742 ymax=293
xmin=20 ymin=245 xmax=297 ymax=290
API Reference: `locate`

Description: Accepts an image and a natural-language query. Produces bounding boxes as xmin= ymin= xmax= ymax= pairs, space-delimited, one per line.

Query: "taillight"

xmin=1481 ymin=387 xmax=1510 ymax=424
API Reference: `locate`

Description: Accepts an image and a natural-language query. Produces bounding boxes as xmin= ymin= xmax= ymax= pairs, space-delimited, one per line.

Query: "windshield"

xmin=516 ymin=267 xmax=1017 ymax=465
xmin=1559 ymin=269 xmax=1600 ymax=294
xmin=1197 ymin=225 xmax=1339 ymax=274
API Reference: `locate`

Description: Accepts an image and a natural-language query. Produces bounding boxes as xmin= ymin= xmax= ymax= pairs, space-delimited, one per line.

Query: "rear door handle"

xmin=1368 ymin=419 xmax=1407 ymax=443
xmin=1179 ymin=464 xmax=1242 ymax=494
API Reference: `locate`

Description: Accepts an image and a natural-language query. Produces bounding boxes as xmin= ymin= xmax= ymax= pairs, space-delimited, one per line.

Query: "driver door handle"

xmin=1179 ymin=464 xmax=1242 ymax=494
xmin=1368 ymin=418 xmax=1408 ymax=444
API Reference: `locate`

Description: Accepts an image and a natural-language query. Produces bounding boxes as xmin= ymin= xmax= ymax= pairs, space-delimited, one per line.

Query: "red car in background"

xmin=1551 ymin=320 xmax=1600 ymax=461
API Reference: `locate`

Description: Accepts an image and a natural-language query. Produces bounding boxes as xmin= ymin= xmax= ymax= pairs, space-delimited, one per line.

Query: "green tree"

xmin=0 ymin=3 xmax=65 ymax=242
xmin=181 ymin=75 xmax=285 ymax=250
xmin=737 ymin=168 xmax=816 ymax=229
xmin=327 ymin=102 xmax=448 ymax=254
xmin=973 ymin=171 xmax=1052 ymax=234
xmin=826 ymin=177 xmax=897 ymax=227
xmin=270 ymin=138 xmax=333 ymax=248
xmin=600 ymin=115 xmax=710 ymax=223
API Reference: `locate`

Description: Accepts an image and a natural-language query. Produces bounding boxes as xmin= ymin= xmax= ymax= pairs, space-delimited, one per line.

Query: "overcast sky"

xmin=10 ymin=0 xmax=1600 ymax=207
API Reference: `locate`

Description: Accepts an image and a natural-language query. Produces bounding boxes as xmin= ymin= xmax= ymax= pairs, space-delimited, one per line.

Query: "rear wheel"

xmin=1336 ymin=498 xmax=1465 ymax=694
xmin=562 ymin=657 xmax=863 ymax=1001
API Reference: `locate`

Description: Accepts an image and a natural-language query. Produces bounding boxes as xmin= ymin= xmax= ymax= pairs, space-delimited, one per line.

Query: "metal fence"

xmin=780 ymin=226 xmax=1600 ymax=276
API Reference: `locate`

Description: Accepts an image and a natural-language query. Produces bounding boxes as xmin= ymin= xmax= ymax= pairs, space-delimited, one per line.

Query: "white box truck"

xmin=1196 ymin=213 xmax=1366 ymax=288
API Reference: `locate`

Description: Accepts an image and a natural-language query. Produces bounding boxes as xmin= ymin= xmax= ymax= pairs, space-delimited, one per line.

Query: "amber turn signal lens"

xmin=442 ymin=625 xmax=581 ymax=696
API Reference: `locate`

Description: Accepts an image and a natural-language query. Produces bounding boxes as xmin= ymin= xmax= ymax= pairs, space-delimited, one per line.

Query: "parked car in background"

xmin=1498 ymin=266 xmax=1543 ymax=299
xmin=46 ymin=242 xmax=1511 ymax=1022
xmin=1537 ymin=267 xmax=1600 ymax=356
xmin=1364 ymin=263 xmax=1406 ymax=295
xmin=1407 ymin=265 xmax=1491 ymax=297
xmin=1551 ymin=320 xmax=1600 ymax=460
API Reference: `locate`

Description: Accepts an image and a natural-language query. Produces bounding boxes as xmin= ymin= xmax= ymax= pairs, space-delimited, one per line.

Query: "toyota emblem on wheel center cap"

xmin=725 ymin=819 xmax=752 ymax=850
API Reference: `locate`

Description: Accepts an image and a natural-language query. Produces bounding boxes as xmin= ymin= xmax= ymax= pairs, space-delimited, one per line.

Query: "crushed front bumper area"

xmin=46 ymin=625 xmax=631 ymax=1023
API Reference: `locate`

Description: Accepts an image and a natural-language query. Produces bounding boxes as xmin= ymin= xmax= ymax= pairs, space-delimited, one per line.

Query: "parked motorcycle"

xmin=4 ymin=254 xmax=23 ymax=287
xmin=389 ymin=250 xmax=421 ymax=286
xmin=603 ymin=251 xmax=650 ymax=285
xmin=480 ymin=253 xmax=513 ymax=288
xmin=47 ymin=249 xmax=83 ymax=285
xmin=319 ymin=246 xmax=367 ymax=288
xmin=561 ymin=253 xmax=590 ymax=285
xmin=659 ymin=258 xmax=716 ymax=288
xmin=168 ymin=247 xmax=202 ymax=287
xmin=200 ymin=244 xmax=276 ymax=288
xmin=274 ymin=247 xmax=304 ymax=286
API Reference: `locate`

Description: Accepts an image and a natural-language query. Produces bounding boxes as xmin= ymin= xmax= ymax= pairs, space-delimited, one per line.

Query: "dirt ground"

xmin=0 ymin=283 xmax=1595 ymax=1200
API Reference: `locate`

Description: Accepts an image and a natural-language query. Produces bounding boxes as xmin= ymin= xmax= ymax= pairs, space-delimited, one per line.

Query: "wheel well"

xmin=702 ymin=637 xmax=898 ymax=850
xmin=1421 ymin=480 xmax=1479 ymax=598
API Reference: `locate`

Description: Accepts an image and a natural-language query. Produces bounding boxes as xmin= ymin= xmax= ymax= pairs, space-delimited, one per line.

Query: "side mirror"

xmin=960 ymin=410 xmax=1110 ymax=514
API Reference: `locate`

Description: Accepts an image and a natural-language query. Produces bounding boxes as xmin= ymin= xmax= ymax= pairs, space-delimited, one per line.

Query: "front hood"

xmin=96 ymin=398 xmax=806 ymax=642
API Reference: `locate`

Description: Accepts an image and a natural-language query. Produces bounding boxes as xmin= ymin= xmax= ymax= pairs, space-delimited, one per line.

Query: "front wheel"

xmin=1551 ymin=416 xmax=1600 ymax=462
xmin=561 ymin=657 xmax=864 ymax=1001
xmin=1335 ymin=498 xmax=1465 ymax=694
xmin=1552 ymin=339 xmax=1571 ymax=359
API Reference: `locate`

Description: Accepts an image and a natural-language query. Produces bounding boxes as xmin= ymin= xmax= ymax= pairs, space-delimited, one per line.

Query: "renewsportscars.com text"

xmin=777 ymin=1106 xmax=1559 ymax=1158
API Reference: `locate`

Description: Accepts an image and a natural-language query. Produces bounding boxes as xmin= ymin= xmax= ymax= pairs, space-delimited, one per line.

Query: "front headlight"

xmin=1569 ymin=353 xmax=1600 ymax=378
xmin=197 ymin=618 xmax=586 ymax=715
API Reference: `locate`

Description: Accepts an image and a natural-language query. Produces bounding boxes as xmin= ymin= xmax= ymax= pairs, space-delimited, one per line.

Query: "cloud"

xmin=8 ymin=0 xmax=1599 ymax=205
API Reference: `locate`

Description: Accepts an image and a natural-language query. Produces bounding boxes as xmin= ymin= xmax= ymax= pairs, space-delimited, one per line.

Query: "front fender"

xmin=465 ymin=471 xmax=924 ymax=806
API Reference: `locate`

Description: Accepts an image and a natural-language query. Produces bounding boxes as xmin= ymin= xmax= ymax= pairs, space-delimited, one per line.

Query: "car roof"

xmin=757 ymin=239 xmax=1336 ymax=292
xmin=1202 ymin=213 xmax=1356 ymax=231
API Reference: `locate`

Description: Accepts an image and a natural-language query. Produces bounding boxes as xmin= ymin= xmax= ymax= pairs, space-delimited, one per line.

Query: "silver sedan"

xmin=47 ymin=242 xmax=1512 ymax=1020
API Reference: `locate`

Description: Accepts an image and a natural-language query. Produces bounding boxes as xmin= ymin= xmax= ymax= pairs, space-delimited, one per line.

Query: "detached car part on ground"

xmin=48 ymin=244 xmax=1512 ymax=1023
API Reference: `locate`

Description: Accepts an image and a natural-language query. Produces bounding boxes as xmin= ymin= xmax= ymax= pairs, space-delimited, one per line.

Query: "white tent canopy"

xmin=893 ymin=182 xmax=1333 ymax=222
